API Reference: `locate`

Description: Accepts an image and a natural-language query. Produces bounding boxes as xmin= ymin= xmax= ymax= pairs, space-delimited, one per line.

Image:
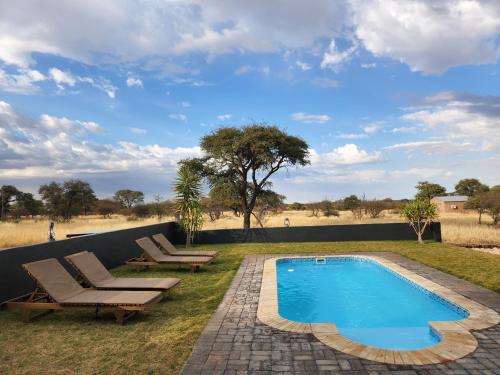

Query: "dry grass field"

xmin=0 ymin=210 xmax=498 ymax=249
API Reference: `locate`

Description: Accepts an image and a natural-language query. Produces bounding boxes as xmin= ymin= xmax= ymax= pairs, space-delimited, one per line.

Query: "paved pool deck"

xmin=182 ymin=253 xmax=500 ymax=375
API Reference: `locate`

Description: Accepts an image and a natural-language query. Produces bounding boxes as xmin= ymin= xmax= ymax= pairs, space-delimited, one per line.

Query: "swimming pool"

xmin=277 ymin=257 xmax=468 ymax=350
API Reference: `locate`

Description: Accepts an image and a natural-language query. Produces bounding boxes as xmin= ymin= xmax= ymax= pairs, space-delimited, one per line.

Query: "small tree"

xmin=483 ymin=190 xmax=500 ymax=225
xmin=464 ymin=194 xmax=487 ymax=224
xmin=343 ymin=195 xmax=363 ymax=219
xmin=401 ymin=198 xmax=438 ymax=244
xmin=174 ymin=164 xmax=204 ymax=248
xmin=151 ymin=194 xmax=165 ymax=221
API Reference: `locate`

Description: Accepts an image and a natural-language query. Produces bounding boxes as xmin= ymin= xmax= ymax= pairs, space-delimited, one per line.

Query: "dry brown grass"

xmin=1 ymin=210 xmax=498 ymax=249
xmin=0 ymin=215 xmax=168 ymax=249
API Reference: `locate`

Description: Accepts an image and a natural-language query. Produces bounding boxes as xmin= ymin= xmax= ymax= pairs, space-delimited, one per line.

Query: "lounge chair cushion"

xmin=93 ymin=277 xmax=180 ymax=290
xmin=61 ymin=290 xmax=161 ymax=306
xmin=135 ymin=237 xmax=213 ymax=264
xmin=65 ymin=251 xmax=114 ymax=284
xmin=152 ymin=233 xmax=218 ymax=257
xmin=23 ymin=258 xmax=85 ymax=302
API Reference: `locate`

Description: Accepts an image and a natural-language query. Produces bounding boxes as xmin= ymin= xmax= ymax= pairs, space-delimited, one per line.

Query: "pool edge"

xmin=256 ymin=255 xmax=499 ymax=365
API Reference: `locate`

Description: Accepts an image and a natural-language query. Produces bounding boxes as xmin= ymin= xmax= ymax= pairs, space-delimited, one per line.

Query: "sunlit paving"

xmin=0 ymin=1 xmax=499 ymax=374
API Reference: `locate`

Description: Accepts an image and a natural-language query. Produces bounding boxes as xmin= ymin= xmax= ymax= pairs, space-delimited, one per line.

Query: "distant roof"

xmin=433 ymin=195 xmax=468 ymax=202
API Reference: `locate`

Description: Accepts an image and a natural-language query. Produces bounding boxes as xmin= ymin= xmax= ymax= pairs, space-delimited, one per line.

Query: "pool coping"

xmin=257 ymin=255 xmax=500 ymax=366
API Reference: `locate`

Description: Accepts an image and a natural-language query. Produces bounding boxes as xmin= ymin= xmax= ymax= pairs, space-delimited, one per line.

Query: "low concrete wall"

xmin=0 ymin=221 xmax=176 ymax=304
xmin=188 ymin=222 xmax=441 ymax=244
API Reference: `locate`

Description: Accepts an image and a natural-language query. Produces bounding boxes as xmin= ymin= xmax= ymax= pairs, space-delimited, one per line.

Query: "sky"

xmin=0 ymin=0 xmax=499 ymax=202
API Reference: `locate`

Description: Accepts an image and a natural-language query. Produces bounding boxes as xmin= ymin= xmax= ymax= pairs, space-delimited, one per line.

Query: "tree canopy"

xmin=455 ymin=178 xmax=489 ymax=197
xmin=415 ymin=181 xmax=446 ymax=200
xmin=114 ymin=189 xmax=144 ymax=209
xmin=183 ymin=124 xmax=309 ymax=228
xmin=39 ymin=179 xmax=97 ymax=220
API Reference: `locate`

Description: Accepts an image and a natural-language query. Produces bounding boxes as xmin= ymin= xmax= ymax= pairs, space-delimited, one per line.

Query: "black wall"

xmin=1 ymin=221 xmax=441 ymax=304
xmin=185 ymin=222 xmax=441 ymax=245
xmin=0 ymin=222 xmax=175 ymax=304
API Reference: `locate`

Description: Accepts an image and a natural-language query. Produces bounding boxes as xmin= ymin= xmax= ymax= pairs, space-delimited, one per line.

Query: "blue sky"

xmin=1 ymin=0 xmax=499 ymax=202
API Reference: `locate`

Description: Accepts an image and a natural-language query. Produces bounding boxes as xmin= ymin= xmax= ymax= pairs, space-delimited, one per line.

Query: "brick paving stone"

xmin=182 ymin=253 xmax=500 ymax=375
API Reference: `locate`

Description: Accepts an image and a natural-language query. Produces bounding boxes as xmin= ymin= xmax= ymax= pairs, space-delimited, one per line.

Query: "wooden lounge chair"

xmin=152 ymin=233 xmax=218 ymax=258
xmin=128 ymin=237 xmax=214 ymax=272
xmin=65 ymin=251 xmax=180 ymax=292
xmin=6 ymin=258 xmax=162 ymax=324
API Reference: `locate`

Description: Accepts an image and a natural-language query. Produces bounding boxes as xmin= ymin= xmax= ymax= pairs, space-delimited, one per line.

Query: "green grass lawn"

xmin=0 ymin=241 xmax=499 ymax=374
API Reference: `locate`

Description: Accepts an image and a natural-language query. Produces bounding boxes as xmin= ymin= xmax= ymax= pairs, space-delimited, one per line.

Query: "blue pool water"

xmin=277 ymin=257 xmax=468 ymax=350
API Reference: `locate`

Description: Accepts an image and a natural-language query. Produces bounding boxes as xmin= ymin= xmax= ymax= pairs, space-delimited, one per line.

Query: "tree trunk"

xmin=186 ymin=229 xmax=191 ymax=248
xmin=417 ymin=232 xmax=423 ymax=244
xmin=243 ymin=211 xmax=251 ymax=229
xmin=478 ymin=210 xmax=482 ymax=225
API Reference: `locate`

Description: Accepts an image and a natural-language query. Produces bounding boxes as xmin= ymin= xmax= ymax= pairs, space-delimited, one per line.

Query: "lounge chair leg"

xmin=114 ymin=310 xmax=126 ymax=324
xmin=21 ymin=308 xmax=31 ymax=322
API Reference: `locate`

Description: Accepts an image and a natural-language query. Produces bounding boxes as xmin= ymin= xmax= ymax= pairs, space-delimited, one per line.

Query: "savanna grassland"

xmin=0 ymin=209 xmax=498 ymax=249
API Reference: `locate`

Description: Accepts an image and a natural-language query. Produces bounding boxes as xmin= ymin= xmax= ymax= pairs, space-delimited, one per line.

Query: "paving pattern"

xmin=182 ymin=253 xmax=500 ymax=374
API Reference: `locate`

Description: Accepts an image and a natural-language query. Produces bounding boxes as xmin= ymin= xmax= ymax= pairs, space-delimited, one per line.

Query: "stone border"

xmin=257 ymin=255 xmax=499 ymax=366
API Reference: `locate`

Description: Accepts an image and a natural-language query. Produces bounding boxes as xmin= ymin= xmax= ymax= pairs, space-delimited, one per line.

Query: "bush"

xmin=131 ymin=204 xmax=150 ymax=218
xmin=363 ymin=200 xmax=386 ymax=218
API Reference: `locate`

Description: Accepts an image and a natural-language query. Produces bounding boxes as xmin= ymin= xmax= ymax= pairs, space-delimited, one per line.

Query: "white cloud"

xmin=126 ymin=76 xmax=143 ymax=88
xmin=361 ymin=62 xmax=376 ymax=69
xmin=389 ymin=168 xmax=451 ymax=180
xmin=234 ymin=65 xmax=270 ymax=75
xmin=0 ymin=1 xmax=498 ymax=75
xmin=49 ymin=68 xmax=76 ymax=88
xmin=0 ymin=100 xmax=202 ymax=180
xmin=0 ymin=1 xmax=348 ymax=67
xmin=217 ymin=114 xmax=232 ymax=121
xmin=291 ymin=112 xmax=331 ymax=124
xmin=128 ymin=127 xmax=146 ymax=134
xmin=0 ymin=67 xmax=46 ymax=94
xmin=311 ymin=77 xmax=339 ymax=88
xmin=313 ymin=144 xmax=382 ymax=165
xmin=350 ymin=0 xmax=500 ymax=74
xmin=169 ymin=114 xmax=187 ymax=121
xmin=385 ymin=140 xmax=472 ymax=154
xmin=320 ymin=38 xmax=358 ymax=71
xmin=337 ymin=133 xmax=367 ymax=139
xmin=296 ymin=61 xmax=312 ymax=71
xmin=401 ymin=92 xmax=500 ymax=150
xmin=391 ymin=126 xmax=419 ymax=133
xmin=181 ymin=101 xmax=191 ymax=107
xmin=362 ymin=123 xmax=381 ymax=133
xmin=48 ymin=67 xmax=117 ymax=98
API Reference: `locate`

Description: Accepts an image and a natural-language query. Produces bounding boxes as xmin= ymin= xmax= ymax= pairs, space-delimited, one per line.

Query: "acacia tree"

xmin=415 ymin=181 xmax=446 ymax=200
xmin=184 ymin=124 xmax=309 ymax=229
xmin=465 ymin=193 xmax=487 ymax=224
xmin=455 ymin=178 xmax=489 ymax=197
xmin=39 ymin=180 xmax=96 ymax=221
xmin=113 ymin=189 xmax=144 ymax=209
xmin=401 ymin=198 xmax=438 ymax=244
xmin=174 ymin=164 xmax=204 ymax=247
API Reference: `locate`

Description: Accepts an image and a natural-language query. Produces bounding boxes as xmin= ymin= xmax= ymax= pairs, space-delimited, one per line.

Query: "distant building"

xmin=431 ymin=196 xmax=469 ymax=213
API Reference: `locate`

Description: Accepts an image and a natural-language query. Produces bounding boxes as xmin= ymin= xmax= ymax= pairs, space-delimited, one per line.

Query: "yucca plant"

xmin=401 ymin=198 xmax=438 ymax=244
xmin=173 ymin=164 xmax=204 ymax=247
